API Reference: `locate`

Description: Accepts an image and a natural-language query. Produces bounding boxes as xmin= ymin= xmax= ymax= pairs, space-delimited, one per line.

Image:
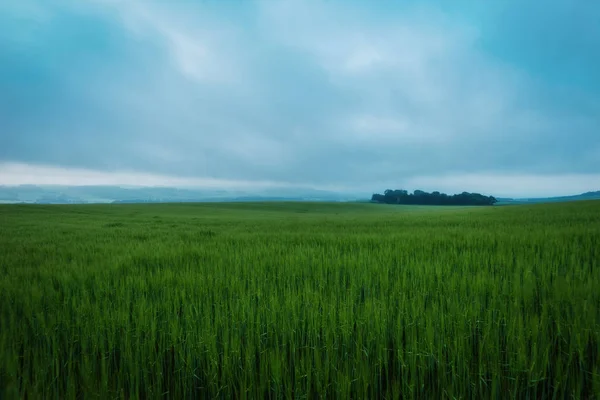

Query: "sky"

xmin=1 ymin=0 xmax=599 ymax=198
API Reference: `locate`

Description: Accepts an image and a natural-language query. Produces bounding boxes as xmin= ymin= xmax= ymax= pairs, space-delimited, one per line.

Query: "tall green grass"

xmin=0 ymin=201 xmax=599 ymax=398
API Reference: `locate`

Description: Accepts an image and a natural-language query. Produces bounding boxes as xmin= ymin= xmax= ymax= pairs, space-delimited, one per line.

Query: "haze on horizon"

xmin=1 ymin=0 xmax=599 ymax=198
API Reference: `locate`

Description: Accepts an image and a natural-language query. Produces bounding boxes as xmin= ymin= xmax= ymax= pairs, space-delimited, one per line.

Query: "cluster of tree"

xmin=371 ymin=189 xmax=497 ymax=206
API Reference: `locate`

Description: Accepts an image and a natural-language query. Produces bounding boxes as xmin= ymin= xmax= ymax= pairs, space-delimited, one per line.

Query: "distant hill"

xmin=497 ymin=191 xmax=600 ymax=205
xmin=1 ymin=185 xmax=598 ymax=205
xmin=0 ymin=185 xmax=367 ymax=204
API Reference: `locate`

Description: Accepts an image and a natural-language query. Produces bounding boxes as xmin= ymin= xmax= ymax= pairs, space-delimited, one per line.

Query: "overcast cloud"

xmin=1 ymin=0 xmax=599 ymax=197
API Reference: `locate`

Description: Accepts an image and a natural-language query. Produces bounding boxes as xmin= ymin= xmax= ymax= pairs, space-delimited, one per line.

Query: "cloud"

xmin=96 ymin=1 xmax=244 ymax=85
xmin=3 ymin=162 xmax=598 ymax=198
xmin=1 ymin=0 xmax=599 ymax=197
xmin=0 ymin=162 xmax=299 ymax=190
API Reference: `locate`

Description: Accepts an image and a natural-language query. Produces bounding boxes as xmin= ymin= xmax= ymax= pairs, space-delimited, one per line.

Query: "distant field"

xmin=1 ymin=201 xmax=599 ymax=398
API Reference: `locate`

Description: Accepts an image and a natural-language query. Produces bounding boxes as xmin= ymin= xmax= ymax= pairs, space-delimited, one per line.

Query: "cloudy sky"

xmin=1 ymin=0 xmax=599 ymax=197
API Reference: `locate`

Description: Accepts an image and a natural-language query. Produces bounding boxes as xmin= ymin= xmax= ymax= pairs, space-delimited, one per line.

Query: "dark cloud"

xmin=0 ymin=0 xmax=598 ymax=195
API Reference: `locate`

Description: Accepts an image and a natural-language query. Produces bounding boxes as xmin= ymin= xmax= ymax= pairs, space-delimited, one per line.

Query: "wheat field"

xmin=1 ymin=201 xmax=598 ymax=398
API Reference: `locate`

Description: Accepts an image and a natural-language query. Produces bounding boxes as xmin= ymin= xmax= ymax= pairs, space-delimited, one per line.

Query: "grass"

xmin=0 ymin=201 xmax=599 ymax=399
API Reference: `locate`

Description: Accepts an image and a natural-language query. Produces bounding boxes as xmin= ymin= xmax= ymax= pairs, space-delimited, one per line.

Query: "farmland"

xmin=0 ymin=201 xmax=599 ymax=398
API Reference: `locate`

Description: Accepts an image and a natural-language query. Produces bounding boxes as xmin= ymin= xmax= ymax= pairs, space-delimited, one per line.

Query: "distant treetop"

xmin=371 ymin=189 xmax=497 ymax=206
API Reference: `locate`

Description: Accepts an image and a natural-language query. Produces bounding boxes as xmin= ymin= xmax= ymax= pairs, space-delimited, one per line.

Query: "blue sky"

xmin=1 ymin=0 xmax=599 ymax=197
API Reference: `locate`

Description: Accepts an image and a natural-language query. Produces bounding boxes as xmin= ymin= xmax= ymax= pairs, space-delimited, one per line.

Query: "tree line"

xmin=371 ymin=189 xmax=497 ymax=206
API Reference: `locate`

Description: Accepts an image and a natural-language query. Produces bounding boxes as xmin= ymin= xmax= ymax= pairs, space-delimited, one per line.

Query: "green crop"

xmin=0 ymin=201 xmax=598 ymax=398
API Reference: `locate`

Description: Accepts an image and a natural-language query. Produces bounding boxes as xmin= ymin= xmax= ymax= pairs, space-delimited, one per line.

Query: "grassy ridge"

xmin=1 ymin=201 xmax=599 ymax=398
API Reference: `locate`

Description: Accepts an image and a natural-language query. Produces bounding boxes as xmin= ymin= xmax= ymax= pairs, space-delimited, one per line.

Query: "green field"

xmin=1 ymin=201 xmax=599 ymax=398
